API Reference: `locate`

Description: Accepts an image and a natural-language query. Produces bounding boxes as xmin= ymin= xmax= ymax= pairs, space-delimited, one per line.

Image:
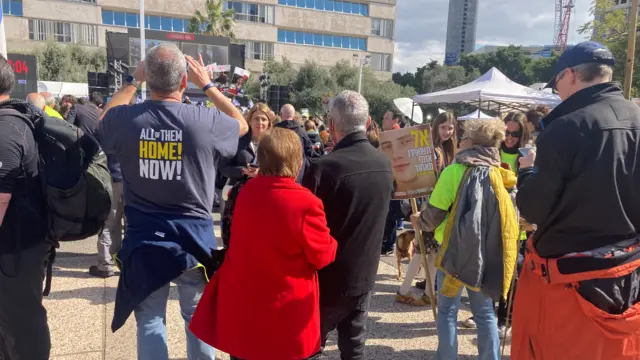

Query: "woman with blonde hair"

xmin=219 ymin=103 xmax=275 ymax=206
xmin=190 ymin=128 xmax=337 ymax=360
xmin=410 ymin=119 xmax=519 ymax=360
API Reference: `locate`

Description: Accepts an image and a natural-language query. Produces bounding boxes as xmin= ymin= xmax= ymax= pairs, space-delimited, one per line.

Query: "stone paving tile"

xmin=46 ymin=216 xmax=511 ymax=359
xmin=46 ymin=240 xmax=106 ymax=358
xmin=50 ymin=351 xmax=103 ymax=360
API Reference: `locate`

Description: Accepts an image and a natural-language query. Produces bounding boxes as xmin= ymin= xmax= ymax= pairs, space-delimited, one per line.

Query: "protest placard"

xmin=379 ymin=124 xmax=438 ymax=200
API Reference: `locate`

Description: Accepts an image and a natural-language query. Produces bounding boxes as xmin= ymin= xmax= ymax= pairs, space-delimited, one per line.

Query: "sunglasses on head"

xmin=505 ymin=130 xmax=522 ymax=138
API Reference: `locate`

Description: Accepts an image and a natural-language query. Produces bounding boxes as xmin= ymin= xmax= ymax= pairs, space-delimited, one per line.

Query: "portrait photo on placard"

xmin=379 ymin=124 xmax=438 ymax=200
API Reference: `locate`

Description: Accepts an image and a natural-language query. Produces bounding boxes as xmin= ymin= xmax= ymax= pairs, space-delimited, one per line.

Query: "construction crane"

xmin=554 ymin=0 xmax=575 ymax=51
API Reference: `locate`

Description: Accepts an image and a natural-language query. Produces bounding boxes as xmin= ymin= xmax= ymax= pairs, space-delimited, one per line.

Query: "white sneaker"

xmin=462 ymin=317 xmax=477 ymax=329
xmin=499 ymin=325 xmax=512 ymax=341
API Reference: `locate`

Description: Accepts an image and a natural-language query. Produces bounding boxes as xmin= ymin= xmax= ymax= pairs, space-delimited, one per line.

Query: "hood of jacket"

xmin=275 ymin=119 xmax=303 ymax=131
xmin=0 ymin=99 xmax=46 ymax=120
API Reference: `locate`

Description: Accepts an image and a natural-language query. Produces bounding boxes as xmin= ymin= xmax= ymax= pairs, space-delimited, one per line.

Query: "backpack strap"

xmin=0 ymin=108 xmax=56 ymax=296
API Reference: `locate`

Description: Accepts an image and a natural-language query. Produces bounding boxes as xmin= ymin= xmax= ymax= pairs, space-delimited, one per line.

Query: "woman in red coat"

xmin=190 ymin=127 xmax=337 ymax=360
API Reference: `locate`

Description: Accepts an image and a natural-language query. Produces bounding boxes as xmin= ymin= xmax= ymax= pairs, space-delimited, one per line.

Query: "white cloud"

xmin=393 ymin=0 xmax=593 ymax=74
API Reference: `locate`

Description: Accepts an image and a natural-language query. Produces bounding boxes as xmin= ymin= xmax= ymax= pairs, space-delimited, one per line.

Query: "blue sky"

xmin=393 ymin=0 xmax=592 ymax=73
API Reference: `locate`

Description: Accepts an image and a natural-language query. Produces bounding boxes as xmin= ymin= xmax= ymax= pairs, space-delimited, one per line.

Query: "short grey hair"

xmin=145 ymin=43 xmax=187 ymax=94
xmin=329 ymin=90 xmax=369 ymax=135
xmin=42 ymin=93 xmax=55 ymax=107
xmin=571 ymin=63 xmax=613 ymax=83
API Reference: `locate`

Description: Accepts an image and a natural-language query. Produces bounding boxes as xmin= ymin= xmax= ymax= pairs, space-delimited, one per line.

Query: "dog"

xmin=395 ymin=229 xmax=416 ymax=280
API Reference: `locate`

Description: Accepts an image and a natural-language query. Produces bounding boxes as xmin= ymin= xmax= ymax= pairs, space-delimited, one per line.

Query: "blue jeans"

xmin=134 ymin=268 xmax=215 ymax=360
xmin=435 ymin=270 xmax=499 ymax=360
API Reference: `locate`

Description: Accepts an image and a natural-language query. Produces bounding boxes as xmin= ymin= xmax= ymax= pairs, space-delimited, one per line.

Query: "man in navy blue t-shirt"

xmin=97 ymin=44 xmax=248 ymax=360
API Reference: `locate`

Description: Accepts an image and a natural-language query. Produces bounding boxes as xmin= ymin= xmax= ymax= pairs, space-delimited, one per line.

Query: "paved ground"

xmin=45 ymin=215 xmax=511 ymax=359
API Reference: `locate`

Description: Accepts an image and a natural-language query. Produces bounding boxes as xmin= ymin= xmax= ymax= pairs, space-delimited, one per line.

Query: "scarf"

xmin=455 ymin=145 xmax=501 ymax=167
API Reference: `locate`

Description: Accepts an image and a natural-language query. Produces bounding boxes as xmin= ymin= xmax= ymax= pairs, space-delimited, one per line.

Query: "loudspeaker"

xmin=267 ymin=85 xmax=290 ymax=113
xmin=87 ymin=72 xmax=110 ymax=88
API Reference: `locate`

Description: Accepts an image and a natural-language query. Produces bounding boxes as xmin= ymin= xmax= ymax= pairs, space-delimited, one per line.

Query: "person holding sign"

xmin=410 ymin=119 xmax=519 ymax=360
xmin=396 ymin=112 xmax=457 ymax=306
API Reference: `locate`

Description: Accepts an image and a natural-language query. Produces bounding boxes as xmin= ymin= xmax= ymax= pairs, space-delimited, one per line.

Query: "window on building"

xmin=28 ymin=19 xmax=99 ymax=46
xmin=103 ymin=10 xmax=187 ymax=31
xmin=2 ymin=0 xmax=23 ymax=16
xmin=276 ymin=29 xmax=366 ymax=50
xmin=370 ymin=53 xmax=391 ymax=72
xmin=242 ymin=40 xmax=275 ymax=61
xmin=371 ymin=18 xmax=393 ymax=38
xmin=278 ymin=0 xmax=368 ymax=16
xmin=225 ymin=2 xmax=275 ymax=24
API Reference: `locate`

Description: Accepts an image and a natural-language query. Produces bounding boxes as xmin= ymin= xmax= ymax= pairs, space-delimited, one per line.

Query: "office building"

xmin=3 ymin=0 xmax=396 ymax=77
xmin=471 ymin=45 xmax=556 ymax=60
xmin=444 ymin=0 xmax=478 ymax=65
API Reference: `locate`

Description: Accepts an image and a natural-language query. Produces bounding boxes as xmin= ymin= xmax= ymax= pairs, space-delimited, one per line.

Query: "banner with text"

xmin=379 ymin=124 xmax=438 ymax=200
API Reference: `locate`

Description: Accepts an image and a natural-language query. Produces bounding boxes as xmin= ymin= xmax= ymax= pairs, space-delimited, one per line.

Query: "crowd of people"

xmin=0 ymin=40 xmax=639 ymax=360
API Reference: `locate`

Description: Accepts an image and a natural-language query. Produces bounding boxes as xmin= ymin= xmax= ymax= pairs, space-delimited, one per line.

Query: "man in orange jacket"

xmin=515 ymin=41 xmax=640 ymax=359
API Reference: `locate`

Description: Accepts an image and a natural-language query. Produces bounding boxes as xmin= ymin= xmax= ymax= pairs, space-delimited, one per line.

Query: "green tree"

xmin=256 ymin=58 xmax=416 ymax=121
xmin=36 ymin=41 xmax=106 ymax=82
xmin=525 ymin=55 xmax=559 ymax=84
xmin=290 ymin=61 xmax=335 ymax=111
xmin=187 ymin=0 xmax=237 ymax=38
xmin=459 ymin=46 xmax=534 ymax=84
xmin=578 ymin=0 xmax=634 ymax=88
xmin=421 ymin=64 xmax=479 ymax=94
xmin=263 ymin=57 xmax=297 ymax=85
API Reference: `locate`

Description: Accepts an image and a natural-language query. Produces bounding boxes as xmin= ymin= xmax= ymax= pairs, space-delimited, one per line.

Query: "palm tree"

xmin=187 ymin=0 xmax=237 ymax=39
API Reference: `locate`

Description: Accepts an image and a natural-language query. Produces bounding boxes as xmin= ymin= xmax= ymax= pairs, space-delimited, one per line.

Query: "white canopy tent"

xmin=457 ymin=109 xmax=495 ymax=120
xmin=37 ymin=81 xmax=89 ymax=99
xmin=413 ymin=67 xmax=561 ymax=111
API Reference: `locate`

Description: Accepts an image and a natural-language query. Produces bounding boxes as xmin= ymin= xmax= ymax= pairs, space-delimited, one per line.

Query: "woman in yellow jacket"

xmin=411 ymin=119 xmax=519 ymax=360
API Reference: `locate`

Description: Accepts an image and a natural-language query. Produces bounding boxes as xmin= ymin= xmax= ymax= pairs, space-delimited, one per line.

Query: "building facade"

xmin=3 ymin=0 xmax=396 ymax=77
xmin=444 ymin=0 xmax=478 ymax=66
xmin=471 ymin=45 xmax=557 ymax=60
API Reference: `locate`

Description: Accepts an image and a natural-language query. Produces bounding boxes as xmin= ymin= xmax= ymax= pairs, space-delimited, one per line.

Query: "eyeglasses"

xmin=505 ymin=130 xmax=522 ymax=138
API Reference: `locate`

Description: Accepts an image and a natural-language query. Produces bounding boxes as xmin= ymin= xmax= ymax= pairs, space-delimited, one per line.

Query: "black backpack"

xmin=0 ymin=107 xmax=113 ymax=242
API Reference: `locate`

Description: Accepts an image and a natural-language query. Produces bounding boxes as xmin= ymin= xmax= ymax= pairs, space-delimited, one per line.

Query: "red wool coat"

xmin=190 ymin=175 xmax=337 ymax=360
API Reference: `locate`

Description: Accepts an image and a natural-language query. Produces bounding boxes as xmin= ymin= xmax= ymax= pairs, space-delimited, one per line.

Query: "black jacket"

xmin=517 ymin=83 xmax=640 ymax=258
xmin=218 ymin=131 xmax=256 ymax=186
xmin=303 ymin=132 xmax=393 ymax=298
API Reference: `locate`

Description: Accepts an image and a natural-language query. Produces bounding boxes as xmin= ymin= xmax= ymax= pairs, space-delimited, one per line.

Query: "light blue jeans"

xmin=435 ymin=270 xmax=499 ymax=360
xmin=134 ymin=268 xmax=215 ymax=360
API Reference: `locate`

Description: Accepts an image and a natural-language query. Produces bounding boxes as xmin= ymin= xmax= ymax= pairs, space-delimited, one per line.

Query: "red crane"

xmin=554 ymin=0 xmax=575 ymax=51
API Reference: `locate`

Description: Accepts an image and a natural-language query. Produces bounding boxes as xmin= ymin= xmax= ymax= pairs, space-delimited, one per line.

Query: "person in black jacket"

xmin=275 ymin=104 xmax=318 ymax=183
xmin=304 ymin=90 xmax=393 ymax=360
xmin=218 ymin=103 xmax=275 ymax=209
xmin=513 ymin=41 xmax=640 ymax=359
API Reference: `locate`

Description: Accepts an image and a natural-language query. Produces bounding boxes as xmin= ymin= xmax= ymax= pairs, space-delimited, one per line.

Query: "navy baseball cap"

xmin=545 ymin=41 xmax=615 ymax=89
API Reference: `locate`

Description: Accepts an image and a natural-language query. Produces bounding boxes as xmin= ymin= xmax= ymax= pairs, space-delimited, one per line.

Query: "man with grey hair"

xmin=514 ymin=41 xmax=640 ymax=358
xmin=96 ymin=43 xmax=248 ymax=360
xmin=303 ymin=90 xmax=393 ymax=359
